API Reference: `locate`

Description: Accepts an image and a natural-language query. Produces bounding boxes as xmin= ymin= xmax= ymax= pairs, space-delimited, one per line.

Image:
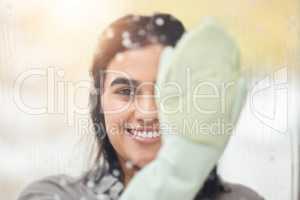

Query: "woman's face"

xmin=101 ymin=44 xmax=164 ymax=168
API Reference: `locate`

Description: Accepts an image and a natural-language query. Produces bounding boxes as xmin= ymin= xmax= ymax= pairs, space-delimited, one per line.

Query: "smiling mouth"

xmin=125 ymin=128 xmax=161 ymax=142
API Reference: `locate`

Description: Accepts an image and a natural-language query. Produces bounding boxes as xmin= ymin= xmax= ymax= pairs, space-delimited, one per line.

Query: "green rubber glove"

xmin=120 ymin=18 xmax=247 ymax=200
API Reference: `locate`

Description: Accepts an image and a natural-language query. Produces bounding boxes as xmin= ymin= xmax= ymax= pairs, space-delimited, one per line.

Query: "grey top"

xmin=17 ymin=164 xmax=264 ymax=200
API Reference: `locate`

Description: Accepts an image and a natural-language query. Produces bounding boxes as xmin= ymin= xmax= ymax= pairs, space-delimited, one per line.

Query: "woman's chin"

xmin=127 ymin=147 xmax=160 ymax=168
xmin=132 ymin=156 xmax=155 ymax=169
xmin=123 ymin=135 xmax=161 ymax=166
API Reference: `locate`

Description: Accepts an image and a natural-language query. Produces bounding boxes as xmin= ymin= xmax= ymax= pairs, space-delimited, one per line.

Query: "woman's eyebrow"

xmin=110 ymin=77 xmax=140 ymax=87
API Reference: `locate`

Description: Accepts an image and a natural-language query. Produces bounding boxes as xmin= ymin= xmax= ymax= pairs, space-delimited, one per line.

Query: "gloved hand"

xmin=120 ymin=18 xmax=247 ymax=200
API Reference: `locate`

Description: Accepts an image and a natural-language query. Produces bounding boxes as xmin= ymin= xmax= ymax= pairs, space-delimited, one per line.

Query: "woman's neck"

xmin=118 ymin=157 xmax=137 ymax=187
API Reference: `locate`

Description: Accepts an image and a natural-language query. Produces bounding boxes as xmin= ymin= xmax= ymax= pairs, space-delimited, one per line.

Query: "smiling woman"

xmin=17 ymin=13 xmax=264 ymax=200
xmin=100 ymin=44 xmax=163 ymax=175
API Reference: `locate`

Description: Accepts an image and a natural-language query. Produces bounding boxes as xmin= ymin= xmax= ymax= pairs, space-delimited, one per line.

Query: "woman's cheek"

xmin=103 ymin=97 xmax=131 ymax=114
xmin=103 ymin=98 xmax=132 ymax=135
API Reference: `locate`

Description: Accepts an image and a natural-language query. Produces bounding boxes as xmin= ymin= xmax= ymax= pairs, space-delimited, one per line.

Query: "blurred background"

xmin=0 ymin=0 xmax=299 ymax=199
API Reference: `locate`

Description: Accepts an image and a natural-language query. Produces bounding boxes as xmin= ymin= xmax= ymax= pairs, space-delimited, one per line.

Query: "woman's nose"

xmin=134 ymin=94 xmax=159 ymax=125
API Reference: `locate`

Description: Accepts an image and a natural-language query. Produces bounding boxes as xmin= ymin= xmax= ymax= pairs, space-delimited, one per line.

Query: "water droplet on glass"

xmin=125 ymin=160 xmax=134 ymax=169
xmin=138 ymin=29 xmax=146 ymax=36
xmin=112 ymin=169 xmax=120 ymax=177
xmin=155 ymin=17 xmax=165 ymax=26
xmin=122 ymin=31 xmax=130 ymax=39
xmin=87 ymin=180 xmax=95 ymax=188
xmin=122 ymin=38 xmax=132 ymax=48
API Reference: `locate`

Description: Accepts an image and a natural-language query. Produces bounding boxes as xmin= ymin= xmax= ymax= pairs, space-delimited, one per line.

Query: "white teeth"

xmin=148 ymin=131 xmax=153 ymax=138
xmin=132 ymin=131 xmax=160 ymax=138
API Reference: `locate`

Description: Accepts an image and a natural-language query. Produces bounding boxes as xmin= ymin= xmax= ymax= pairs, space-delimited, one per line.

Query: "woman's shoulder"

xmin=17 ymin=174 xmax=94 ymax=200
xmin=217 ymin=182 xmax=265 ymax=200
xmin=17 ymin=164 xmax=123 ymax=200
xmin=18 ymin=172 xmax=264 ymax=200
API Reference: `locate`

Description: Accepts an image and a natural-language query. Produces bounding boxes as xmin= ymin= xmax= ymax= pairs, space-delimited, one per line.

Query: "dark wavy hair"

xmin=89 ymin=13 xmax=227 ymax=199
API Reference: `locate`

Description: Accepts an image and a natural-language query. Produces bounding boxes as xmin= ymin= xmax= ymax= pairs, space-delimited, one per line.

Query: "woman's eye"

xmin=116 ymin=88 xmax=135 ymax=96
